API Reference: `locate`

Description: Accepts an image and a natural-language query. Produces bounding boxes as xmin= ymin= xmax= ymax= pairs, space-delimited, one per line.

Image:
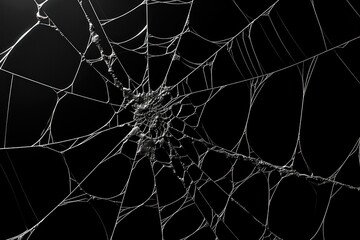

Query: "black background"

xmin=0 ymin=0 xmax=360 ymax=239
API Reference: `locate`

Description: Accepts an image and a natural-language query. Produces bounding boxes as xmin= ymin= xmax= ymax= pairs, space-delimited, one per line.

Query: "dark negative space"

xmin=0 ymin=0 xmax=360 ymax=239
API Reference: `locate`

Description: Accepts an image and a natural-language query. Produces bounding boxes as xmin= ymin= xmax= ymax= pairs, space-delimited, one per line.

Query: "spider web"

xmin=0 ymin=0 xmax=360 ymax=239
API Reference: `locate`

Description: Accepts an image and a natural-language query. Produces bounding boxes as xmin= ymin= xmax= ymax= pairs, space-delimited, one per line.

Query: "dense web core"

xmin=1 ymin=0 xmax=360 ymax=239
